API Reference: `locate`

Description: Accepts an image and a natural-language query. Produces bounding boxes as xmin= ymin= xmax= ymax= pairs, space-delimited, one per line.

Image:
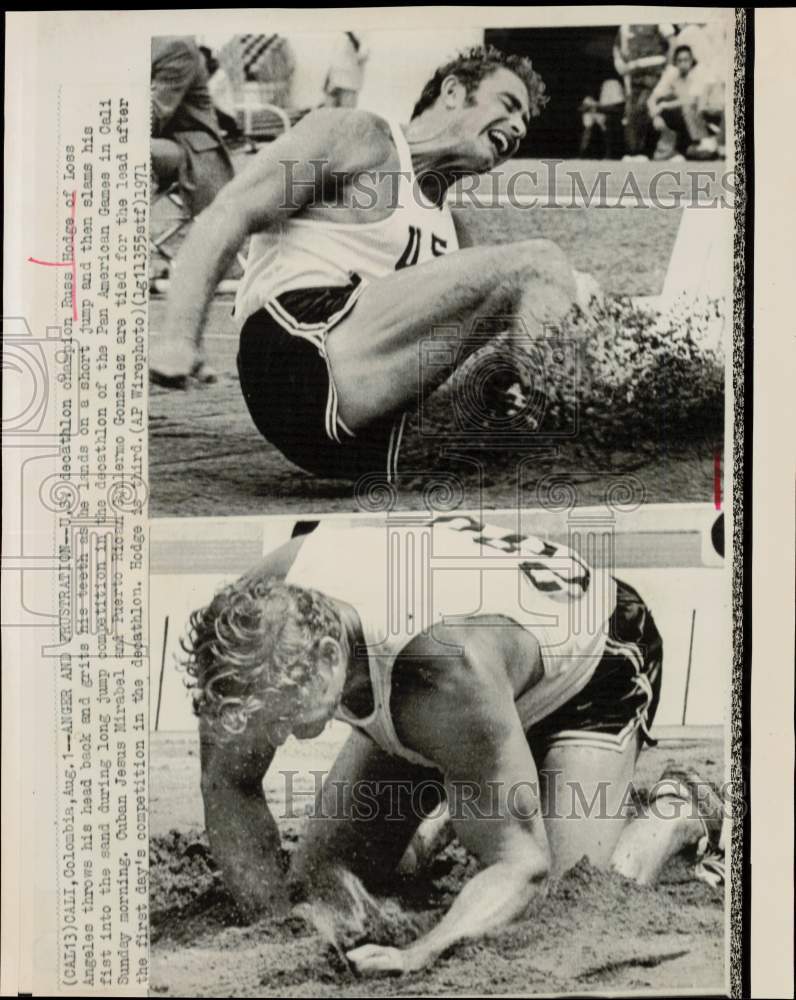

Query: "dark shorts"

xmin=527 ymin=578 xmax=663 ymax=756
xmin=237 ymin=278 xmax=406 ymax=481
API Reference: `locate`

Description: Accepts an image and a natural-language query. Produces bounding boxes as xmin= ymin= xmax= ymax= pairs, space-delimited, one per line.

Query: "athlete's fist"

xmin=346 ymin=942 xmax=416 ymax=976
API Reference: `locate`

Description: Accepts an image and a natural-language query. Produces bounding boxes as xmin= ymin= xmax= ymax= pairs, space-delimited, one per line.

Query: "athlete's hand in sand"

xmin=346 ymin=943 xmax=420 ymax=976
xmin=149 ymin=334 xmax=198 ymax=388
xmin=149 ymin=335 xmax=217 ymax=388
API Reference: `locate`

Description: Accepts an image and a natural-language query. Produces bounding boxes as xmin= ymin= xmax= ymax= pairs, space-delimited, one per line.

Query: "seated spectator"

xmin=647 ymin=44 xmax=720 ymax=160
xmin=695 ymin=77 xmax=726 ymax=157
xmin=151 ymin=36 xmax=234 ymax=214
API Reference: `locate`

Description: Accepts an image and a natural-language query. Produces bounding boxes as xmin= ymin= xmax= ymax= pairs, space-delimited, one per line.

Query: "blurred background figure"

xmin=198 ymin=45 xmax=241 ymax=138
xmin=578 ymin=96 xmax=606 ymax=158
xmin=613 ymin=22 xmax=675 ymax=160
xmin=323 ymin=31 xmax=369 ymax=108
xmin=598 ymin=78 xmax=626 ymax=159
xmin=579 ymin=78 xmax=626 ymax=159
xmin=648 ymin=44 xmax=721 ymax=161
xmin=672 ymin=22 xmax=727 ymax=157
xmin=151 ymin=36 xmax=234 ymax=214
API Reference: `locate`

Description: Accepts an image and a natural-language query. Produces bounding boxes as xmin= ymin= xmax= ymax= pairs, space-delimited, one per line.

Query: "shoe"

xmin=686 ymin=137 xmax=720 ymax=161
xmin=651 ymin=763 xmax=726 ymax=856
xmin=694 ymin=848 xmax=725 ymax=888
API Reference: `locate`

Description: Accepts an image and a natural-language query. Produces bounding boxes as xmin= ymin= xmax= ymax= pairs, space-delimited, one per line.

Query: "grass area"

xmin=452 ymin=203 xmax=680 ymax=297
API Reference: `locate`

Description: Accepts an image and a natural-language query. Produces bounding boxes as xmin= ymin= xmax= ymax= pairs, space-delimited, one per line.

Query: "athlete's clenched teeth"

xmin=488 ymin=129 xmax=513 ymax=157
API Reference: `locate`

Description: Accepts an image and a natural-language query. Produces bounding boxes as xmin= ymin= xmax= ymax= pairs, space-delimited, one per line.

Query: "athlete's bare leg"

xmin=537 ymin=734 xmax=645 ymax=874
xmin=324 ymin=238 xmax=577 ymax=430
xmin=291 ymin=728 xmax=445 ymax=892
xmin=403 ymin=732 xmax=710 ymax=884
xmin=401 ymin=733 xmax=643 ymax=878
xmin=538 ymin=735 xmax=709 ymax=881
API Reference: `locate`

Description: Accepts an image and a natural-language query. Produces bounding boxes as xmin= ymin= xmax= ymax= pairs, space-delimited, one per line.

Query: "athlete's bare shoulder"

xmin=391 ymin=621 xmax=540 ymax=773
xmin=294 ymin=107 xmax=396 ymax=173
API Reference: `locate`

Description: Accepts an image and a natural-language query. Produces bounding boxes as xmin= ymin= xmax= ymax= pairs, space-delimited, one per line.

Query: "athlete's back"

xmin=285 ymin=517 xmax=618 ymax=760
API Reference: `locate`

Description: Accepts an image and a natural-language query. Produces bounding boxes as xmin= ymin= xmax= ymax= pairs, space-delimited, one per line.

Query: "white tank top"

xmin=285 ymin=518 xmax=617 ymax=770
xmin=235 ymin=117 xmax=459 ymax=328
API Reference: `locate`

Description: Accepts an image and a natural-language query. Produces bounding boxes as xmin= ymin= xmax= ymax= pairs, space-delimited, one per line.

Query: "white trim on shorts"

xmin=262 ymin=279 xmax=365 ymax=446
xmin=262 ymin=278 xmax=407 ymax=482
xmin=541 ymin=636 xmax=659 ymax=755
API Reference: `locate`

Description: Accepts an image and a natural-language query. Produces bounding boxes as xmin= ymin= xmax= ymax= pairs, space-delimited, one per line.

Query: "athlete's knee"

xmin=514 ymin=239 xmax=575 ymax=290
xmin=493 ymin=239 xmax=576 ymax=308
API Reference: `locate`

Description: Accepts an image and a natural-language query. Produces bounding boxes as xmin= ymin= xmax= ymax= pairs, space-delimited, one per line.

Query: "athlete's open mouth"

xmin=488 ymin=128 xmax=513 ymax=158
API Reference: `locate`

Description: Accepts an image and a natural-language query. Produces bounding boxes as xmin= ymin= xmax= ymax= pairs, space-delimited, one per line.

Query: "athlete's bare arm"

xmin=199 ymin=715 xmax=288 ymax=919
xmin=197 ymin=536 xmax=309 ymax=917
xmin=157 ymin=108 xmax=393 ymax=368
xmin=348 ymin=625 xmax=550 ymax=975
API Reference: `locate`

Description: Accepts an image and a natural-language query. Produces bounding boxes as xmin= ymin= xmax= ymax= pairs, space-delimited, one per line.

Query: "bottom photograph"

xmin=148 ymin=504 xmax=729 ymax=997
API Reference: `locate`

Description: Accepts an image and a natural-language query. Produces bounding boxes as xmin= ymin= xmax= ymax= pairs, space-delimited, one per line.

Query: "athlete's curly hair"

xmin=411 ymin=44 xmax=548 ymax=121
xmin=182 ymin=578 xmax=344 ymax=738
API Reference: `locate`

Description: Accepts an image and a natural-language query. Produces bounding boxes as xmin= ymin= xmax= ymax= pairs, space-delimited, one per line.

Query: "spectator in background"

xmin=151 ymin=36 xmax=234 ymax=214
xmin=613 ymin=23 xmax=674 ymax=161
xmin=598 ymin=78 xmax=626 ymax=159
xmin=198 ymin=45 xmax=241 ymax=138
xmin=578 ymin=97 xmax=606 ymax=159
xmin=647 ymin=45 xmax=720 ymax=160
xmin=673 ymin=22 xmax=727 ymax=157
xmin=323 ymin=31 xmax=369 ymax=108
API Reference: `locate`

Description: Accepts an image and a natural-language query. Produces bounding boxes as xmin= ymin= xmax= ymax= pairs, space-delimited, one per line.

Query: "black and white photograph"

xmin=8 ymin=7 xmax=796 ymax=1000
xmin=148 ymin=18 xmax=731 ymax=517
xmin=149 ymin=505 xmax=729 ymax=995
xmin=147 ymin=10 xmax=737 ymax=997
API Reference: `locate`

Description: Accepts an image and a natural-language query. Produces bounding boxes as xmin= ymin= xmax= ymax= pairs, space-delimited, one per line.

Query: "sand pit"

xmin=150 ymin=732 xmax=726 ymax=996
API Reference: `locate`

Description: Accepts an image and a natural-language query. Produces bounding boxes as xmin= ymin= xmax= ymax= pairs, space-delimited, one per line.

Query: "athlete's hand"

xmin=149 ymin=336 xmax=217 ymax=388
xmin=346 ymin=942 xmax=421 ymax=976
xmin=149 ymin=334 xmax=198 ymax=388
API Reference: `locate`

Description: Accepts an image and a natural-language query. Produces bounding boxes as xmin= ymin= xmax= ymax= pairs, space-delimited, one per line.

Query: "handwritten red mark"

xmin=27 ymin=190 xmax=77 ymax=321
xmin=713 ymin=448 xmax=722 ymax=510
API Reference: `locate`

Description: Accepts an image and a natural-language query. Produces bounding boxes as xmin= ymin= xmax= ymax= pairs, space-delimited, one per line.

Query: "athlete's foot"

xmin=398 ymin=809 xmax=453 ymax=876
xmin=611 ymin=764 xmax=726 ymax=885
xmin=650 ymin=763 xmax=727 ymax=885
xmin=651 ymin=763 xmax=725 ymax=852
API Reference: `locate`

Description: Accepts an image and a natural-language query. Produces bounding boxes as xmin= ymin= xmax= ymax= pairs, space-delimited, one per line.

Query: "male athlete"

xmin=150 ymin=46 xmax=593 ymax=479
xmin=187 ymin=516 xmax=725 ymax=976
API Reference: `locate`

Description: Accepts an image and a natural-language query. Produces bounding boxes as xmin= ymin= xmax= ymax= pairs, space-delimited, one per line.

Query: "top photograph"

xmin=148 ymin=16 xmax=735 ymax=518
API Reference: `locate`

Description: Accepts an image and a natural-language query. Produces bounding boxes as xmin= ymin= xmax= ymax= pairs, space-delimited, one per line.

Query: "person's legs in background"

xmin=659 ymin=108 xmax=694 ymax=156
xmin=623 ymin=71 xmax=661 ymax=159
xmin=597 ymin=79 xmax=626 ymax=160
xmin=650 ymin=114 xmax=679 ymax=161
